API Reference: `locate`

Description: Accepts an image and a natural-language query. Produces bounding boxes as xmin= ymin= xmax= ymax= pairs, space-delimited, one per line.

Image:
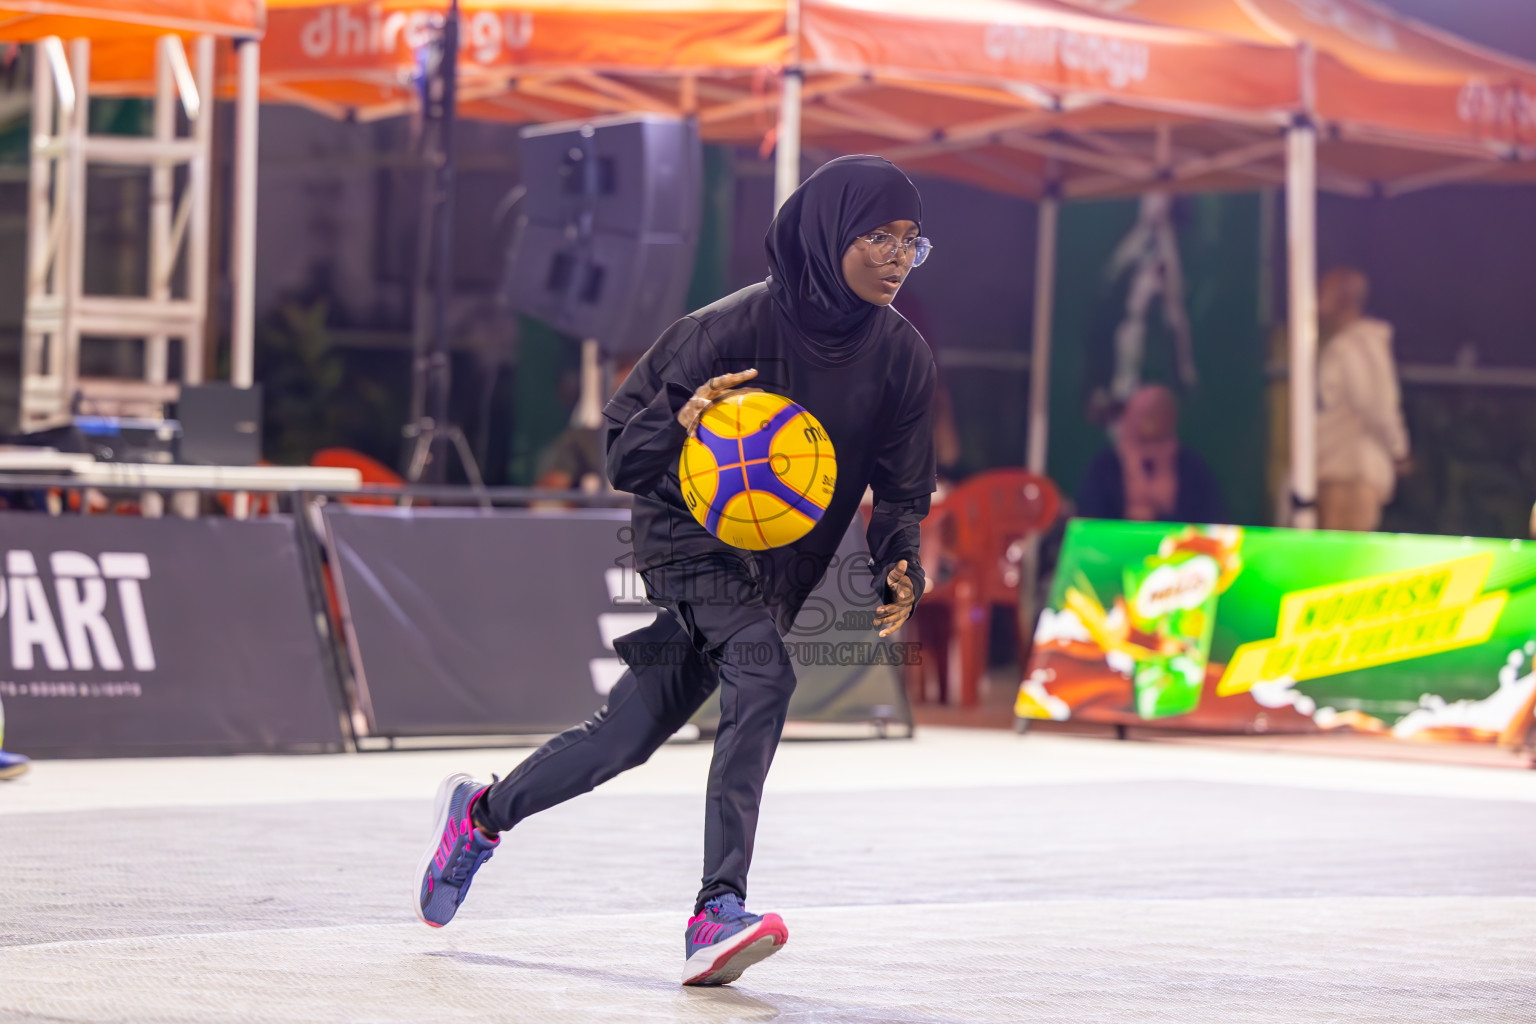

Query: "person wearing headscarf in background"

xmin=412 ymin=156 xmax=937 ymax=987
xmin=1075 ymin=384 xmax=1227 ymax=524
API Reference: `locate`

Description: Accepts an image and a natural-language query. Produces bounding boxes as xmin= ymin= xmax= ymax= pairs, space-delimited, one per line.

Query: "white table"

xmin=0 ymin=449 xmax=98 ymax=473
xmin=0 ymin=452 xmax=364 ymax=519
xmin=72 ymin=463 xmax=362 ymax=491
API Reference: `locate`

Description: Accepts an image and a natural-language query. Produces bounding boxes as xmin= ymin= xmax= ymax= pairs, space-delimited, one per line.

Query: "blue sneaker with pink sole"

xmin=682 ymin=894 xmax=788 ymax=986
xmin=0 ymin=750 xmax=30 ymax=781
xmin=414 ymin=772 xmax=499 ymax=928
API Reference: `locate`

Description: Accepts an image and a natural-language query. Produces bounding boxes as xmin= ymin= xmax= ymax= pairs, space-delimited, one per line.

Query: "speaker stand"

xmin=403 ymin=417 xmax=489 ymax=507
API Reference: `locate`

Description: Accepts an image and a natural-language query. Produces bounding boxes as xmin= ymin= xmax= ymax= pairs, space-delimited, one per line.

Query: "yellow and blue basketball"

xmin=678 ymin=391 xmax=837 ymax=550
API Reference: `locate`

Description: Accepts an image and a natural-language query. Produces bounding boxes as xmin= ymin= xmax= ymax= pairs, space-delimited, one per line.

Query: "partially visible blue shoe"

xmin=414 ymin=772 xmax=498 ymax=928
xmin=682 ymin=894 xmax=788 ymax=986
xmin=0 ymin=751 xmax=30 ymax=781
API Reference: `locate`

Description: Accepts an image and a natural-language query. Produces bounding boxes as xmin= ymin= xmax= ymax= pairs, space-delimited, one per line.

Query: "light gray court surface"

xmin=3 ymin=729 xmax=1533 ymax=1023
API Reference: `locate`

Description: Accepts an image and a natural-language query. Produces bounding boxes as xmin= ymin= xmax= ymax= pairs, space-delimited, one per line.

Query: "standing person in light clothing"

xmin=1315 ymin=268 xmax=1410 ymax=532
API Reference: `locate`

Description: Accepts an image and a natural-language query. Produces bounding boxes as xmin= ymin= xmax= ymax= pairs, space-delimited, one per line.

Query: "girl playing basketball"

xmin=415 ymin=155 xmax=937 ymax=986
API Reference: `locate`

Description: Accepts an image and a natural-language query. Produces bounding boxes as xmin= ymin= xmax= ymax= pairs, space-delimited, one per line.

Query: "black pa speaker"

xmin=502 ymin=114 xmax=702 ymax=356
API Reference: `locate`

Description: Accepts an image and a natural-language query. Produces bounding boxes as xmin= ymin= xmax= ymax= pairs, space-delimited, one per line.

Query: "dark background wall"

xmin=1316 ymin=188 xmax=1536 ymax=368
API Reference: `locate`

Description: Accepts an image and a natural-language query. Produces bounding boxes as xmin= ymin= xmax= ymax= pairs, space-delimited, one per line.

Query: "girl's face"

xmin=841 ymin=219 xmax=920 ymax=306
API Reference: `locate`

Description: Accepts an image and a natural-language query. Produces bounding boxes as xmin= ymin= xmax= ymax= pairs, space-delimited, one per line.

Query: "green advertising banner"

xmin=1018 ymin=519 xmax=1536 ymax=745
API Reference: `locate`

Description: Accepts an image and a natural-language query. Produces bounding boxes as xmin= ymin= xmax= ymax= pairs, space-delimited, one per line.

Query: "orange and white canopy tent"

xmin=4 ymin=0 xmax=262 ymax=91
xmin=1043 ymin=0 xmax=1536 ymax=197
xmin=230 ymin=0 xmax=1302 ymax=200
xmin=789 ymin=0 xmax=1536 ymax=202
xmin=1033 ymin=0 xmax=1536 ymax=523
xmin=1067 ymin=0 xmax=1536 ymax=151
xmin=781 ymin=0 xmax=1304 ymax=198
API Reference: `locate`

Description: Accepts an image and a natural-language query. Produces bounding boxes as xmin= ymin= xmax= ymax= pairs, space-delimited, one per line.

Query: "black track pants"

xmin=475 ymin=559 xmax=796 ymax=913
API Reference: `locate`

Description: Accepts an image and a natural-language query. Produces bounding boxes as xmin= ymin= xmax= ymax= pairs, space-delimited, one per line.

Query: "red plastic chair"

xmin=213 ymin=460 xmax=276 ymax=518
xmin=913 ymin=469 xmax=1060 ymax=707
xmin=311 ymin=447 xmax=407 ymax=506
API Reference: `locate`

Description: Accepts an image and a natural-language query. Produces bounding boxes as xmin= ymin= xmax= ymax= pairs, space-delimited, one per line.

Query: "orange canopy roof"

xmin=800 ymin=0 xmax=1296 ymax=120
xmin=239 ymin=0 xmax=1298 ymax=151
xmin=239 ymin=0 xmax=792 ymax=117
xmin=0 ymin=0 xmax=262 ymax=39
xmin=1060 ymin=0 xmax=1536 ymax=152
xmin=84 ymin=0 xmax=1536 ymax=199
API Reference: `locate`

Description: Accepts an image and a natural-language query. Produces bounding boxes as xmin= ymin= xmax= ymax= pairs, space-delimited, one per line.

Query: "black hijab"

xmin=765 ymin=155 xmax=923 ymax=346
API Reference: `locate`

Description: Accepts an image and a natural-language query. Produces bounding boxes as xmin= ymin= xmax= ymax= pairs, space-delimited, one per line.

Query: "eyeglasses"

xmin=858 ymin=232 xmax=933 ymax=268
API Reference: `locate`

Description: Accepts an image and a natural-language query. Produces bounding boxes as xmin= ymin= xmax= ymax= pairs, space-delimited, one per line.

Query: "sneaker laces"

xmin=442 ymin=830 xmax=495 ymax=889
xmin=706 ymin=894 xmax=753 ymax=925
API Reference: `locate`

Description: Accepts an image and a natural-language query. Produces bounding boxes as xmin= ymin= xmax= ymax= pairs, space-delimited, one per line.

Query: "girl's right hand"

xmin=678 ymin=368 xmax=759 ymax=437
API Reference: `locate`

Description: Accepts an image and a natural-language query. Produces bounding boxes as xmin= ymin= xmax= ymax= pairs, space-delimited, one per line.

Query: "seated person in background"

xmin=534 ymin=425 xmax=605 ymax=494
xmin=1075 ymin=384 xmax=1227 ymax=524
xmin=534 ymin=361 xmax=636 ymax=495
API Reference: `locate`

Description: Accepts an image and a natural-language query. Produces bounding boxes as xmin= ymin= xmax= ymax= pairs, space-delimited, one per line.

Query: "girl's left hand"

xmin=875 ymin=559 xmax=918 ymax=638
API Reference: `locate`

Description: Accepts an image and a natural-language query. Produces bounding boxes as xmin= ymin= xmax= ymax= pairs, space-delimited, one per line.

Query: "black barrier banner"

xmin=0 ymin=513 xmax=344 ymax=757
xmin=324 ymin=507 xmax=626 ymax=735
xmin=724 ymin=517 xmax=912 ymax=730
xmin=323 ymin=507 xmax=910 ymax=738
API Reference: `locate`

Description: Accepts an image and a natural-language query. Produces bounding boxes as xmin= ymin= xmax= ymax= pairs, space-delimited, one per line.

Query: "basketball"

xmin=678 ymin=391 xmax=837 ymax=550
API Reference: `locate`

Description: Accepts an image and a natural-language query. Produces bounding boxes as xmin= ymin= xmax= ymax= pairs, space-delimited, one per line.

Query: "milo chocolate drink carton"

xmin=1123 ymin=542 xmax=1223 ymax=719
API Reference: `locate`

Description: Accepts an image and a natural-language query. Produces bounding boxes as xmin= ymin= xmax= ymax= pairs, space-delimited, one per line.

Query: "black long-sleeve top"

xmin=603 ymin=282 xmax=935 ymax=621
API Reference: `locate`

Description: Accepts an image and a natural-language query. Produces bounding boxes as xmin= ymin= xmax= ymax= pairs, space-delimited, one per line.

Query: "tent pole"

xmin=146 ymin=37 xmax=174 ymax=387
xmin=1026 ymin=194 xmax=1058 ymax=475
xmin=1285 ymin=120 xmax=1318 ymax=530
xmin=426 ymin=0 xmax=460 ymax=483
xmin=63 ymin=39 xmax=87 ymax=420
xmin=773 ymin=72 xmax=802 ymax=211
xmin=773 ymin=0 xmax=802 ymax=211
xmin=231 ymin=38 xmax=260 ymax=390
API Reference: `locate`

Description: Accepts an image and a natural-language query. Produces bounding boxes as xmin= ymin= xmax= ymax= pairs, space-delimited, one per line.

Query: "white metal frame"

xmin=22 ymin=33 xmax=261 ymax=431
xmin=232 ymin=38 xmax=260 ymax=390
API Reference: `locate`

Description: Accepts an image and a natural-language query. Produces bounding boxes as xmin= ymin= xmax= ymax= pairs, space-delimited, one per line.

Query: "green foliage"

xmin=1384 ymin=388 xmax=1536 ymax=539
xmin=505 ymin=315 xmax=581 ymax=485
xmin=0 ymin=115 xmax=27 ymax=164
xmin=257 ymin=301 xmax=408 ymax=468
xmin=88 ymin=98 xmax=151 ymax=136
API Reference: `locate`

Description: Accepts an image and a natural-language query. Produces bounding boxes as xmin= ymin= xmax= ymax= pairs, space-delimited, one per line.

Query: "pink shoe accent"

xmin=467 ymin=786 xmax=500 ymax=842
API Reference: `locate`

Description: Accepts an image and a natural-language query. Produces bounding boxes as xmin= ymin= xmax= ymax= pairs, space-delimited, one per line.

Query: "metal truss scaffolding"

xmin=23 ymin=34 xmax=215 ymax=429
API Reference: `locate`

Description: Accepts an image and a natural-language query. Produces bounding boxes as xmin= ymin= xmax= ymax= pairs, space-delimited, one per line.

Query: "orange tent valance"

xmin=232 ymin=0 xmax=792 ymax=117
xmin=265 ymin=0 xmax=787 ymax=77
